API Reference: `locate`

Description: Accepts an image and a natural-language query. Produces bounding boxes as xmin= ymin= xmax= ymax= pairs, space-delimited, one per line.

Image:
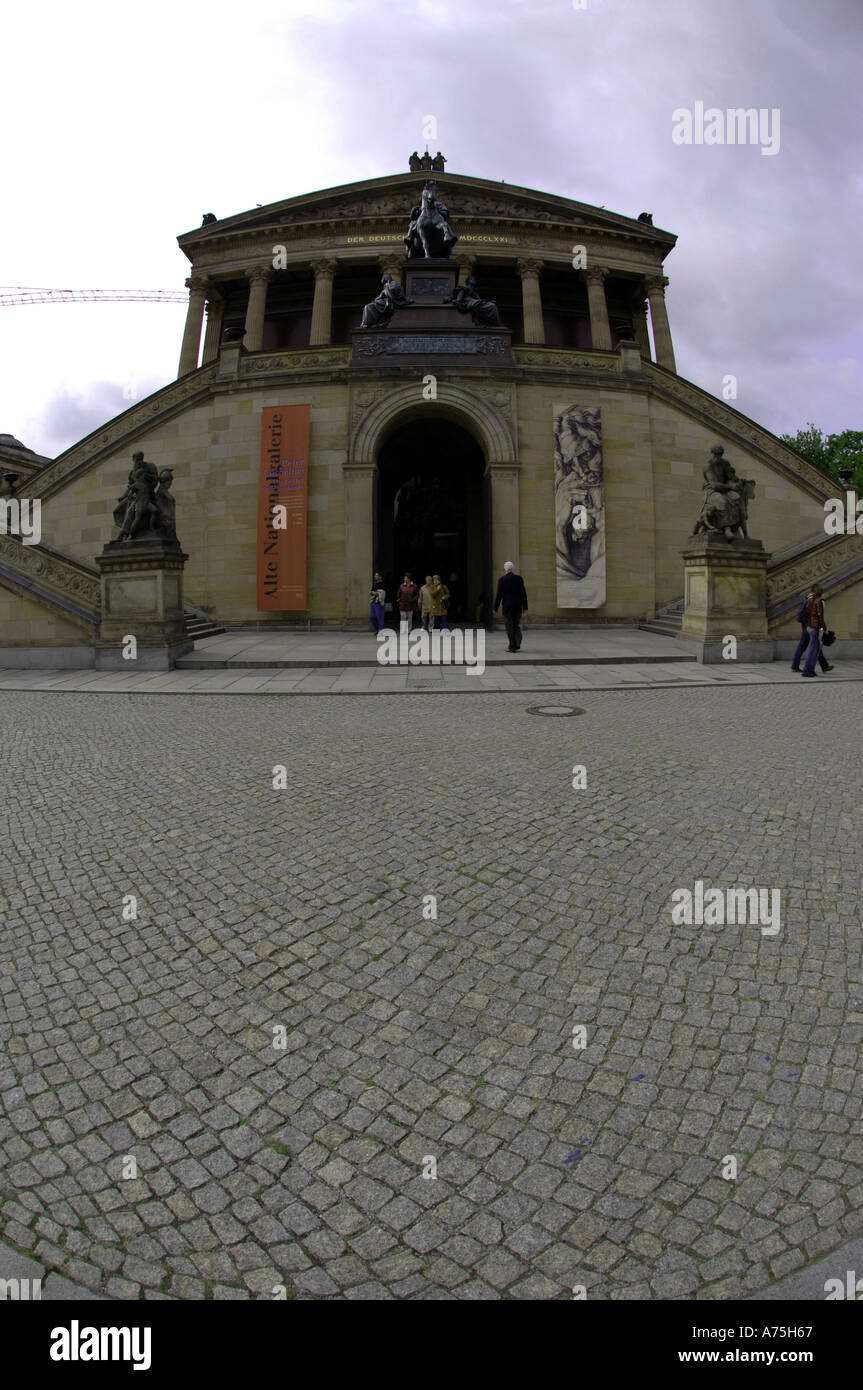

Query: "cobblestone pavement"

xmin=1 ymin=686 xmax=861 ymax=1300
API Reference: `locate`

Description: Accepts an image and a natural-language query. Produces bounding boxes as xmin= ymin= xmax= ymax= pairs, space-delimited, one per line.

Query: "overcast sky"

xmin=2 ymin=0 xmax=861 ymax=459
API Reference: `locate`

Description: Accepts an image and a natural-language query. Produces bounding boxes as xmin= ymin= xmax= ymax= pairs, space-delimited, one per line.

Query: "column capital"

xmin=516 ymin=257 xmax=543 ymax=277
xmin=185 ymin=275 xmax=210 ymax=296
xmin=645 ymin=274 xmax=670 ymax=296
xmin=584 ymin=265 xmax=608 ymax=285
xmin=453 ymin=252 xmax=477 ymax=269
xmin=377 ymin=257 xmax=403 ymax=279
xmin=311 ymin=257 xmax=338 ymax=279
xmin=246 ymin=265 xmax=275 ymax=286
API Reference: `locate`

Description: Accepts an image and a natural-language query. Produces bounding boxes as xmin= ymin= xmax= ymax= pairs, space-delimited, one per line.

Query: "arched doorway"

xmin=376 ymin=420 xmax=489 ymax=625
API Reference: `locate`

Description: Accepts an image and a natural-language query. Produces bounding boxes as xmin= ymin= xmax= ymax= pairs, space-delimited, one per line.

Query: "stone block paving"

xmin=0 ymin=686 xmax=861 ymax=1300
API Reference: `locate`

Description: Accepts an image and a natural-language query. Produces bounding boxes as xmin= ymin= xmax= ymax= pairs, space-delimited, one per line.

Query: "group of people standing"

xmin=370 ymin=561 xmax=530 ymax=655
xmin=369 ymin=572 xmax=454 ymax=634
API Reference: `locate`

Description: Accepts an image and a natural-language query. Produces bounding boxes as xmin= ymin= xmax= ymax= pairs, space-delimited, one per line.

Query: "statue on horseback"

xmin=404 ymin=179 xmax=458 ymax=259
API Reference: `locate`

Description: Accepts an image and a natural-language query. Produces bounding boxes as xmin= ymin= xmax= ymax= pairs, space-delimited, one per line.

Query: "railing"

xmin=766 ymin=530 xmax=863 ymax=620
xmin=0 ymin=533 xmax=99 ymax=630
xmin=29 ymin=362 xmax=220 ymax=501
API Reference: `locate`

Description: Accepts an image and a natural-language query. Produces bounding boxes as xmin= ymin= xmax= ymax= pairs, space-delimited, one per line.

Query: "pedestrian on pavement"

xmin=493 ymin=560 xmax=528 ymax=652
xmin=430 ymin=574 xmax=450 ymax=630
xmin=396 ymin=572 xmax=419 ymax=637
xmin=800 ymin=584 xmax=828 ymax=677
xmin=418 ymin=574 xmax=434 ymax=631
xmin=369 ymin=571 xmax=386 ymax=634
xmin=791 ymin=588 xmax=834 ymax=673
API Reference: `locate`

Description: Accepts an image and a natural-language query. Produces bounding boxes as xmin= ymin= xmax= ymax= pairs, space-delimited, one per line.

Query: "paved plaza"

xmin=1 ymin=682 xmax=861 ymax=1300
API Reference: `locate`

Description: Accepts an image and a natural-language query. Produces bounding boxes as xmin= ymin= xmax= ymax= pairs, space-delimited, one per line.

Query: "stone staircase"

xmin=639 ymin=601 xmax=683 ymax=638
xmin=183 ymin=605 xmax=226 ymax=641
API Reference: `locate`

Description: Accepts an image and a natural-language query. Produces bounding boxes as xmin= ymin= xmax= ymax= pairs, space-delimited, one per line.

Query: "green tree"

xmin=780 ymin=422 xmax=863 ymax=490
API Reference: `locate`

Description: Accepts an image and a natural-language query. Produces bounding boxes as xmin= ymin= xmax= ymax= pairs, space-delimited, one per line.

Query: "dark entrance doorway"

xmin=376 ymin=420 xmax=488 ymax=624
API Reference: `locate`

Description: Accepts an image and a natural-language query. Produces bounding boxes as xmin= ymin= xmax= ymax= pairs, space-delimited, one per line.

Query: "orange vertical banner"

xmin=257 ymin=405 xmax=310 ymax=610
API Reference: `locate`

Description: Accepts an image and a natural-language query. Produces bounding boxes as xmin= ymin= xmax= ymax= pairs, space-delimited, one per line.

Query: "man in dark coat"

xmin=493 ymin=560 xmax=528 ymax=653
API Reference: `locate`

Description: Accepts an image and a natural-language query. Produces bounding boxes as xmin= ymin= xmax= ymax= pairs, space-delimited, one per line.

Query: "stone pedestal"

xmin=404 ymin=259 xmax=458 ymax=303
xmin=95 ymin=538 xmax=192 ymax=670
xmin=680 ymin=533 xmax=773 ymax=662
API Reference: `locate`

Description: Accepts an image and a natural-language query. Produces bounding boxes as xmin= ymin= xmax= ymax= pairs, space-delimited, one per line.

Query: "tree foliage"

xmin=780 ymin=423 xmax=863 ymax=489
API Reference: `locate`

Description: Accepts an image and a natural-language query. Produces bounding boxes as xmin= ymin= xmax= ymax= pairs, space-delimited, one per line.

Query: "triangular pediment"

xmin=178 ymin=171 xmax=675 ymax=252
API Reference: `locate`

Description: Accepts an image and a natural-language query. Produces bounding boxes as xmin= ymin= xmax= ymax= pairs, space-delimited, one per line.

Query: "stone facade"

xmin=2 ymin=166 xmax=859 ymax=649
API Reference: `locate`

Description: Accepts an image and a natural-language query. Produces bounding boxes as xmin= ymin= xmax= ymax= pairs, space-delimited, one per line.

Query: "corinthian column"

xmin=243 ymin=267 xmax=274 ymax=352
xmin=517 ymin=259 xmax=545 ymax=344
xmin=177 ymin=276 xmax=207 ymax=377
xmin=646 ymin=275 xmax=676 ymax=372
xmin=201 ymin=285 xmax=224 ymax=363
xmin=309 ymin=259 xmax=337 ymax=346
xmin=584 ymin=266 xmax=612 ymax=351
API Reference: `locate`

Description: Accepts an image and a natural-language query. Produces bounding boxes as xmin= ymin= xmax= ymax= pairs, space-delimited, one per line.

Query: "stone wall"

xmin=31 ymin=365 xmax=846 ymax=629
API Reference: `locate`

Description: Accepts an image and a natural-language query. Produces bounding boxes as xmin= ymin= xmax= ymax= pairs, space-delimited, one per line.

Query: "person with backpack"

xmin=798 ymin=584 xmax=831 ymax=677
xmin=791 ymin=586 xmax=834 ymax=674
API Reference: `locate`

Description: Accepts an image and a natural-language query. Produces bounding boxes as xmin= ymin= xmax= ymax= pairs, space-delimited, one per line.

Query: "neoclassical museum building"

xmin=1 ymin=155 xmax=860 ymax=663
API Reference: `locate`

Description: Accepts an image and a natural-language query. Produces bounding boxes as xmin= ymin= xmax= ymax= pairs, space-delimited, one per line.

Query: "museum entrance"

xmin=376 ymin=420 xmax=489 ymax=625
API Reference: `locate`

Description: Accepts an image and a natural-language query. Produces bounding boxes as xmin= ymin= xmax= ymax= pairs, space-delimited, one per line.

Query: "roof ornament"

xmin=409 ymin=150 xmax=446 ymax=172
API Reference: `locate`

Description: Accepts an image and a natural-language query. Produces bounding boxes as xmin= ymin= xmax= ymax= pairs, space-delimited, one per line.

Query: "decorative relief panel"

xmin=0 ymin=533 xmax=100 ymax=613
xmin=766 ymin=532 xmax=863 ymax=607
xmin=554 ymin=404 xmax=606 ymax=608
xmin=514 ymin=348 xmax=619 ymax=373
xmin=354 ymin=333 xmax=510 ymax=357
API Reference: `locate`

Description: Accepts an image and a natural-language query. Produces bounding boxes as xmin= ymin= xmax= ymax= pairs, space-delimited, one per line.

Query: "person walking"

xmin=800 ymin=584 xmax=828 ymax=677
xmin=418 ymin=575 xmax=434 ymax=631
xmin=396 ymin=572 xmax=419 ymax=637
xmin=791 ymin=588 xmax=834 ymax=673
xmin=429 ymin=574 xmax=450 ymax=630
xmin=369 ymin=571 xmax=386 ymax=634
xmin=493 ymin=560 xmax=528 ymax=652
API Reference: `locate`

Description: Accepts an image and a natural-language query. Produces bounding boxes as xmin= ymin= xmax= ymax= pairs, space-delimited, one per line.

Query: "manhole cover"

xmin=526 ymin=704 xmax=585 ymax=717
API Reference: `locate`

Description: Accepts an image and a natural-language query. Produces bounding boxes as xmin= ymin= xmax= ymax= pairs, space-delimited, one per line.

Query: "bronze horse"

xmin=405 ymin=180 xmax=458 ymax=259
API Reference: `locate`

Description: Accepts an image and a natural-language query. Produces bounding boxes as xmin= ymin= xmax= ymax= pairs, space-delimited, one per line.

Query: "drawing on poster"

xmin=554 ymin=404 xmax=606 ymax=608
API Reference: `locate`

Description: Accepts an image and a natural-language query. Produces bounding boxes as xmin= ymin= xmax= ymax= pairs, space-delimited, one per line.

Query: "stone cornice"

xmin=238 ymin=347 xmax=351 ymax=377
xmin=642 ymin=362 xmax=837 ymax=500
xmin=188 ymin=221 xmax=668 ymax=272
xmin=512 ymin=346 xmax=619 ymax=373
xmin=178 ymin=172 xmax=677 ymax=257
xmin=30 ymin=363 xmax=219 ymax=500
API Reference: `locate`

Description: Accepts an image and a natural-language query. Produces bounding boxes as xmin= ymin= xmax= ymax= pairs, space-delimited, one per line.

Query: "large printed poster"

xmin=553 ymin=404 xmax=606 ymax=608
xmin=257 ymin=405 xmax=310 ymax=610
